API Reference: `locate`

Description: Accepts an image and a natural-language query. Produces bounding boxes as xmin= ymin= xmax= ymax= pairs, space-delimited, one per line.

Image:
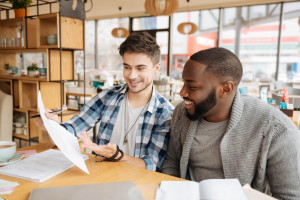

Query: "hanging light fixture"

xmin=111 ymin=6 xmax=129 ymax=38
xmin=144 ymin=0 xmax=178 ymax=16
xmin=177 ymin=0 xmax=198 ymax=35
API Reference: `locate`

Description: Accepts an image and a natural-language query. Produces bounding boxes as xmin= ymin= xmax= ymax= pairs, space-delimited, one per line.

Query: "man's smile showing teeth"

xmin=184 ymin=100 xmax=194 ymax=108
xmin=129 ymin=81 xmax=141 ymax=86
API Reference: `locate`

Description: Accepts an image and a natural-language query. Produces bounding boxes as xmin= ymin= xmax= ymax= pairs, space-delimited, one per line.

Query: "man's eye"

xmin=189 ymin=86 xmax=199 ymax=90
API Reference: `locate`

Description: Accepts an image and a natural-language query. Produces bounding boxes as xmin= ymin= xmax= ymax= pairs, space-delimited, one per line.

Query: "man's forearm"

xmin=120 ymin=153 xmax=146 ymax=169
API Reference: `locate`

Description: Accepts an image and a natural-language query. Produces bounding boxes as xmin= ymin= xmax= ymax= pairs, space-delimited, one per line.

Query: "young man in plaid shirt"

xmin=35 ymin=32 xmax=174 ymax=171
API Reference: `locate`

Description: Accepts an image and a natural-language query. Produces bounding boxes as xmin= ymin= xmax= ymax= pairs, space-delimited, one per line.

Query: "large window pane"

xmin=170 ymin=10 xmax=218 ymax=80
xmin=132 ymin=16 xmax=169 ymax=31
xmin=156 ymin=31 xmax=168 ymax=75
xmin=219 ymin=7 xmax=237 ymax=52
xmin=240 ymin=4 xmax=280 ymax=84
xmin=97 ymin=18 xmax=129 ymax=72
xmin=85 ymin=20 xmax=95 ymax=70
xmin=279 ymin=1 xmax=300 ymax=82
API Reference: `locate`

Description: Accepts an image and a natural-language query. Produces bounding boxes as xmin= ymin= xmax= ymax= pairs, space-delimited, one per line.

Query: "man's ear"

xmin=154 ymin=62 xmax=160 ymax=72
xmin=220 ymin=81 xmax=234 ymax=96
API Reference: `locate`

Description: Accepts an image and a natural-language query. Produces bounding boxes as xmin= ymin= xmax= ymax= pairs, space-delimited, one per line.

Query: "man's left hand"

xmin=79 ymin=131 xmax=117 ymax=158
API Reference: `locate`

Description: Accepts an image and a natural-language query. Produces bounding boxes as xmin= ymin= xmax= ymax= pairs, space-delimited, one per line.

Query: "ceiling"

xmin=0 ymin=0 xmax=296 ymax=20
xmin=85 ymin=0 xmax=296 ymax=20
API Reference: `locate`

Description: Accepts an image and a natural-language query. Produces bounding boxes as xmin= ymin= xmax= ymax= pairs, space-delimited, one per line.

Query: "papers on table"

xmin=0 ymin=149 xmax=88 ymax=183
xmin=37 ymin=91 xmax=89 ymax=174
xmin=0 ymin=179 xmax=19 ymax=195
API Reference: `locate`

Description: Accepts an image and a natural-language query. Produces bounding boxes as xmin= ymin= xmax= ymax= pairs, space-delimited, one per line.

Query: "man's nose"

xmin=129 ymin=69 xmax=138 ymax=79
xmin=180 ymin=85 xmax=189 ymax=97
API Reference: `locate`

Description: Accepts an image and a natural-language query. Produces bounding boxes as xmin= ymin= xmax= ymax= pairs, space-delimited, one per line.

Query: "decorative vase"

xmin=28 ymin=70 xmax=38 ymax=77
xmin=14 ymin=8 xmax=29 ymax=18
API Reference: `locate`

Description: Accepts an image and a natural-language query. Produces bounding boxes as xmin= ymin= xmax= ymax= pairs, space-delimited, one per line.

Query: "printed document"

xmin=0 ymin=149 xmax=87 ymax=182
xmin=37 ymin=91 xmax=89 ymax=174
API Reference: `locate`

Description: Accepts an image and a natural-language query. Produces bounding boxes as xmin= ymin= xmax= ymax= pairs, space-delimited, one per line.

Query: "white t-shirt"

xmin=110 ymin=94 xmax=148 ymax=156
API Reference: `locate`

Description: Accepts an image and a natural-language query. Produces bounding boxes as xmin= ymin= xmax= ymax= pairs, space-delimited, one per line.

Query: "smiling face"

xmin=180 ymin=59 xmax=220 ymax=121
xmin=123 ymin=52 xmax=160 ymax=94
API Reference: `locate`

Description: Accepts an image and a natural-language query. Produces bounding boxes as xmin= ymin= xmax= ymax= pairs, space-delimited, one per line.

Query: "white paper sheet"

xmin=0 ymin=149 xmax=88 ymax=182
xmin=158 ymin=179 xmax=248 ymax=200
xmin=38 ymin=91 xmax=89 ymax=174
xmin=158 ymin=181 xmax=199 ymax=200
xmin=199 ymin=179 xmax=248 ymax=200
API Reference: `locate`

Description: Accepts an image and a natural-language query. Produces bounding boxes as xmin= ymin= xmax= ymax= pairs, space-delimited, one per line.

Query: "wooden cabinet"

xmin=38 ymin=13 xmax=84 ymax=49
xmin=0 ymin=12 xmax=83 ymax=145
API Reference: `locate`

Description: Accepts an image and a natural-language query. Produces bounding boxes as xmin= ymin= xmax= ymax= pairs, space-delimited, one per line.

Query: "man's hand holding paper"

xmin=34 ymin=108 xmax=60 ymax=131
xmin=37 ymin=91 xmax=89 ymax=174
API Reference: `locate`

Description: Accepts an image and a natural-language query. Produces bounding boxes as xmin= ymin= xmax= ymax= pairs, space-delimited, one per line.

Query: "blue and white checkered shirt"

xmin=61 ymin=84 xmax=174 ymax=171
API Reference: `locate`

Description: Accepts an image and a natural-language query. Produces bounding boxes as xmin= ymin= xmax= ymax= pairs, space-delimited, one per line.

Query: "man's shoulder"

xmin=153 ymin=90 xmax=174 ymax=112
xmin=100 ymin=85 xmax=125 ymax=98
xmin=240 ymin=94 xmax=297 ymax=131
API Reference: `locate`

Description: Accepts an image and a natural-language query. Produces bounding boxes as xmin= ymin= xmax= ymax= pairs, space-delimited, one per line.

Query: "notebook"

xmin=28 ymin=181 xmax=140 ymax=200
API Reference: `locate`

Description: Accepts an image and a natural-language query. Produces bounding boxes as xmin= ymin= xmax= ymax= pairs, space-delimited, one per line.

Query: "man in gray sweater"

xmin=161 ymin=47 xmax=300 ymax=199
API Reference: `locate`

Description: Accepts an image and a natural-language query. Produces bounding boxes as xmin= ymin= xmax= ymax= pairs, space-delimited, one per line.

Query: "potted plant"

xmin=4 ymin=63 xmax=12 ymax=75
xmin=27 ymin=63 xmax=39 ymax=77
xmin=9 ymin=0 xmax=32 ymax=18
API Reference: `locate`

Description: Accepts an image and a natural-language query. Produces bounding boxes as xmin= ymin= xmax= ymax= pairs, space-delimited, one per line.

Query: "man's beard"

xmin=185 ymin=88 xmax=217 ymax=121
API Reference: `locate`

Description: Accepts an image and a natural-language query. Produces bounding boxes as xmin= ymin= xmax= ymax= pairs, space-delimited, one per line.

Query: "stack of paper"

xmin=0 ymin=179 xmax=19 ymax=195
xmin=0 ymin=149 xmax=88 ymax=182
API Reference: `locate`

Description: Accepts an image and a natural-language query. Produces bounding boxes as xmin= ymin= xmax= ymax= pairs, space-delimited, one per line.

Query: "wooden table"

xmin=0 ymin=143 xmax=183 ymax=200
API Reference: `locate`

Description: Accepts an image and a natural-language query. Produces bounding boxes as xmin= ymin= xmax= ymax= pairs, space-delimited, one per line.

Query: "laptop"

xmin=28 ymin=181 xmax=142 ymax=200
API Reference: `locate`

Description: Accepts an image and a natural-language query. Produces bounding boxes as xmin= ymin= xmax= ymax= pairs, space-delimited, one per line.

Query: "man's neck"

xmin=127 ymin=84 xmax=153 ymax=108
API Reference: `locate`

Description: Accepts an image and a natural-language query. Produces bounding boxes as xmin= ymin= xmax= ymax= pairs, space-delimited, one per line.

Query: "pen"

xmin=30 ymin=109 xmax=64 ymax=119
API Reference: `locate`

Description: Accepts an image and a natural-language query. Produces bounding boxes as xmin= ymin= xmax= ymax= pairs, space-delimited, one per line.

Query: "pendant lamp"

xmin=177 ymin=0 xmax=198 ymax=35
xmin=111 ymin=7 xmax=129 ymax=38
xmin=144 ymin=0 xmax=178 ymax=16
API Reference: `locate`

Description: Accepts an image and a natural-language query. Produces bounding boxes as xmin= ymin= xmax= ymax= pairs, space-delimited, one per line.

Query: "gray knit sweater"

xmin=161 ymin=92 xmax=300 ymax=200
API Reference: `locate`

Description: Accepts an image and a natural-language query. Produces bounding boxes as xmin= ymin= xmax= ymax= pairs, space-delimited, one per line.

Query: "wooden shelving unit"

xmin=0 ymin=1 xmax=85 ymax=146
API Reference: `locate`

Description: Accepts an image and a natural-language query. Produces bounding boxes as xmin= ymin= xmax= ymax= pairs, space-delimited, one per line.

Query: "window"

xmin=132 ymin=16 xmax=169 ymax=31
xmin=171 ymin=9 xmax=218 ymax=80
xmin=279 ymin=1 xmax=300 ymax=82
xmin=96 ymin=18 xmax=129 ymax=71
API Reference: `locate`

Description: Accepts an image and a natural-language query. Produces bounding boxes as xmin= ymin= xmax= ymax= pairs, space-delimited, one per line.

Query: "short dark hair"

xmin=190 ymin=47 xmax=243 ymax=85
xmin=118 ymin=31 xmax=161 ymax=65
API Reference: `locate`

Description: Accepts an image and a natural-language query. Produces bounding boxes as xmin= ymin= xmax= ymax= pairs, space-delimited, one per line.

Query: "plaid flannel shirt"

xmin=61 ymin=84 xmax=174 ymax=171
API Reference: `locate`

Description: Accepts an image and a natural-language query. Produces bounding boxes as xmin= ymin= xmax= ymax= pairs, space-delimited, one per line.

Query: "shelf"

xmin=0 ymin=75 xmax=47 ymax=81
xmin=19 ymin=80 xmax=38 ymax=110
xmin=0 ymin=5 xmax=85 ymax=145
xmin=13 ymin=133 xmax=30 ymax=140
xmin=40 ymin=81 xmax=62 ymax=109
xmin=0 ymin=48 xmax=74 ymax=81
xmin=0 ymin=17 xmax=38 ymax=49
xmin=13 ymin=108 xmax=40 ymax=141
xmin=13 ymin=109 xmax=27 ymax=138
xmin=49 ymin=49 xmax=74 ymax=81
xmin=0 ymin=78 xmax=12 ymax=95
xmin=37 ymin=13 xmax=84 ymax=50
